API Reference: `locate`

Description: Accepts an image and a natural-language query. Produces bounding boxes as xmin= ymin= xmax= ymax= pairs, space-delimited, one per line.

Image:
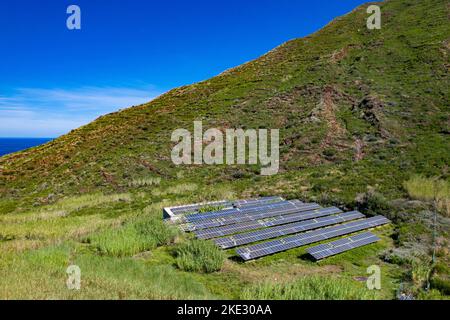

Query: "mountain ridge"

xmin=0 ymin=0 xmax=449 ymax=207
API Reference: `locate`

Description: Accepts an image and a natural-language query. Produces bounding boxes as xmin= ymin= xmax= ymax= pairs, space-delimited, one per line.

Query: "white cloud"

xmin=0 ymin=86 xmax=162 ymax=137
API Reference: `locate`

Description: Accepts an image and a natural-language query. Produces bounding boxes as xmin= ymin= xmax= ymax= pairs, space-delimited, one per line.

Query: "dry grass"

xmin=404 ymin=175 xmax=450 ymax=216
xmin=128 ymin=177 xmax=161 ymax=188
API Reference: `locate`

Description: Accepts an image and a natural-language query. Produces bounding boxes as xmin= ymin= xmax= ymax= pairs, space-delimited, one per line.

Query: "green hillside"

xmin=0 ymin=0 xmax=449 ymax=299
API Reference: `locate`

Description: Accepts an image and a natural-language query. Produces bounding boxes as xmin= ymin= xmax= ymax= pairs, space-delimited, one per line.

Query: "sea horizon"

xmin=0 ymin=137 xmax=54 ymax=157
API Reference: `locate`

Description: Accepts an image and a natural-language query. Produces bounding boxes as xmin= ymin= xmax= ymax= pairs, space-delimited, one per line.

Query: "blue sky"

xmin=0 ymin=0 xmax=371 ymax=137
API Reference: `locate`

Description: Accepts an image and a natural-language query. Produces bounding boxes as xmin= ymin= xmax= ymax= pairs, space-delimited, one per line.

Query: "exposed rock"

xmin=353 ymin=95 xmax=385 ymax=126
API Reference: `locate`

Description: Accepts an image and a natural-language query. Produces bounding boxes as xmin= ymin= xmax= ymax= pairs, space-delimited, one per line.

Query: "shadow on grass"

xmin=298 ymin=252 xmax=317 ymax=262
xmin=228 ymin=255 xmax=246 ymax=264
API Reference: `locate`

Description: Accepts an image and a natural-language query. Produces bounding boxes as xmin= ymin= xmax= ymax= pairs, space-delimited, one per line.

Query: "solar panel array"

xmin=307 ymin=232 xmax=380 ymax=260
xmin=215 ymin=211 xmax=364 ymax=249
xmin=236 ymin=216 xmax=390 ymax=261
xmin=170 ymin=200 xmax=232 ymax=216
xmin=186 ymin=201 xmax=319 ymax=231
xmin=234 ymin=196 xmax=284 ymax=208
xmin=195 ymin=207 xmax=342 ymax=240
xmin=185 ymin=199 xmax=301 ymax=223
xmin=166 ymin=197 xmax=285 ymax=217
xmin=172 ymin=197 xmax=390 ymax=261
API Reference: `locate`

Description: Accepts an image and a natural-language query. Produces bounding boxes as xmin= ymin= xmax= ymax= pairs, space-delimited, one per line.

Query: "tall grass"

xmin=0 ymin=193 xmax=132 ymax=225
xmin=175 ymin=240 xmax=225 ymax=273
xmin=87 ymin=217 xmax=177 ymax=257
xmin=241 ymin=276 xmax=377 ymax=300
xmin=404 ymin=175 xmax=450 ymax=216
xmin=0 ymin=214 xmax=122 ymax=246
xmin=51 ymin=193 xmax=132 ymax=212
xmin=0 ymin=244 xmax=214 ymax=299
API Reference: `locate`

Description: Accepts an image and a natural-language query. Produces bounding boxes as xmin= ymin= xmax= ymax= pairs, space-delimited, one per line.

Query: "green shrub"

xmin=322 ymin=148 xmax=336 ymax=160
xmin=355 ymin=187 xmax=390 ymax=217
xmin=433 ymin=262 xmax=450 ymax=275
xmin=431 ymin=277 xmax=450 ymax=295
xmin=416 ymin=289 xmax=449 ymax=300
xmin=175 ymin=240 xmax=225 ymax=273
xmin=241 ymin=276 xmax=377 ymax=300
xmin=0 ymin=200 xmax=18 ymax=215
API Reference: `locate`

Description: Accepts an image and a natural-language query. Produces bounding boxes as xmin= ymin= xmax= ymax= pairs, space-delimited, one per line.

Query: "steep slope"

xmin=0 ymin=0 xmax=449 ymax=206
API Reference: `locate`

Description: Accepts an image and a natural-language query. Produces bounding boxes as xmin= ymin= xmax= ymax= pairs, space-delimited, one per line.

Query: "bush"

xmin=355 ymin=187 xmax=390 ymax=217
xmin=322 ymin=148 xmax=336 ymax=160
xmin=431 ymin=277 xmax=450 ymax=295
xmin=175 ymin=240 xmax=225 ymax=273
xmin=241 ymin=276 xmax=377 ymax=300
xmin=416 ymin=289 xmax=448 ymax=300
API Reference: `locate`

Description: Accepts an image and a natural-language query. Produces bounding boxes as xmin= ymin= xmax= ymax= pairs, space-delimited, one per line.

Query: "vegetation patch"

xmin=52 ymin=193 xmax=132 ymax=212
xmin=86 ymin=216 xmax=177 ymax=257
xmin=0 ymin=244 xmax=214 ymax=299
xmin=175 ymin=240 xmax=225 ymax=273
xmin=128 ymin=177 xmax=161 ymax=188
xmin=241 ymin=276 xmax=378 ymax=300
xmin=355 ymin=187 xmax=391 ymax=217
xmin=0 ymin=0 xmax=448 ymax=300
xmin=404 ymin=175 xmax=450 ymax=216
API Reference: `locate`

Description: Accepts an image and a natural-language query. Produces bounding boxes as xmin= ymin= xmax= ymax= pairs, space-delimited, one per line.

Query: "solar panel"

xmin=166 ymin=197 xmax=284 ymax=219
xmin=186 ymin=200 xmax=303 ymax=223
xmin=187 ymin=202 xmax=321 ymax=231
xmin=233 ymin=196 xmax=284 ymax=208
xmin=195 ymin=207 xmax=342 ymax=240
xmin=236 ymin=216 xmax=390 ymax=261
xmin=307 ymin=232 xmax=380 ymax=260
xmin=215 ymin=211 xmax=365 ymax=249
xmin=169 ymin=200 xmax=232 ymax=215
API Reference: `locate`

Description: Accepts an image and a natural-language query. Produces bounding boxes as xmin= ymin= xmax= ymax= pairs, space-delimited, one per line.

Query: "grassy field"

xmin=0 ymin=177 xmax=447 ymax=300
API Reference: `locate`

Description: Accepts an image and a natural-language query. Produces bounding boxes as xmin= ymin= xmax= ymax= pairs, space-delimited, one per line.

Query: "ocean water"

xmin=0 ymin=138 xmax=54 ymax=157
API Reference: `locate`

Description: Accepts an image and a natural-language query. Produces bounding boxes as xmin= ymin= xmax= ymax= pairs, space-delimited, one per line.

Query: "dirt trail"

xmin=320 ymin=86 xmax=347 ymax=148
xmin=354 ymin=138 xmax=365 ymax=161
xmin=307 ymin=86 xmax=371 ymax=164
